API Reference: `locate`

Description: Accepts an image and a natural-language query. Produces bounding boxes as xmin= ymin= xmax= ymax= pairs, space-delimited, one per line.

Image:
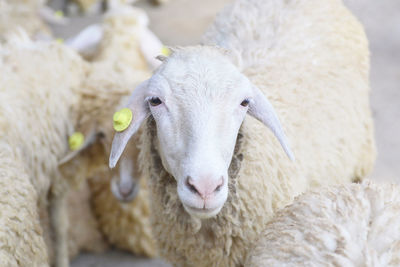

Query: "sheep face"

xmin=147 ymin=54 xmax=250 ymax=219
xmin=110 ymin=46 xmax=293 ymax=219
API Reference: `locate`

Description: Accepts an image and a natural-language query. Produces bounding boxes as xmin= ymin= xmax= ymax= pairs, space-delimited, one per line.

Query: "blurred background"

xmin=17 ymin=0 xmax=400 ymax=265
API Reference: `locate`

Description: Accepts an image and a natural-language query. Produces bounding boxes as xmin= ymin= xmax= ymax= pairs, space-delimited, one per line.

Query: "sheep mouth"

xmin=183 ymin=204 xmax=222 ymax=219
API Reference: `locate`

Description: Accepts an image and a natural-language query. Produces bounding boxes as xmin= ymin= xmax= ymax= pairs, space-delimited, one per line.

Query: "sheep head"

xmin=110 ymin=46 xmax=294 ymax=219
xmin=58 ymin=82 xmax=142 ymax=203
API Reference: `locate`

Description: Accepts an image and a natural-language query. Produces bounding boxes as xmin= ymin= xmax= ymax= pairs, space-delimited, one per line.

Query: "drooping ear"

xmin=65 ymin=24 xmax=103 ymax=58
xmin=58 ymin=127 xmax=99 ymax=165
xmin=248 ymin=84 xmax=295 ymax=161
xmin=109 ymin=80 xmax=150 ymax=168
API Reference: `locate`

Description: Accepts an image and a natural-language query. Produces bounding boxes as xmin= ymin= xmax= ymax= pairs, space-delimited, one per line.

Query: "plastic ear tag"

xmin=55 ymin=10 xmax=64 ymax=17
xmin=113 ymin=108 xmax=133 ymax=132
xmin=69 ymin=132 xmax=84 ymax=151
xmin=161 ymin=46 xmax=171 ymax=56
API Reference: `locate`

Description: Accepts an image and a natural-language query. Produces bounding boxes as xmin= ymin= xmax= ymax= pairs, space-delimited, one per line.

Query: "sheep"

xmin=0 ymin=3 xmax=105 ymax=264
xmin=0 ymin=32 xmax=91 ymax=267
xmin=0 ymin=11 xmax=159 ymax=263
xmin=0 ymin=35 xmax=129 ymax=267
xmin=62 ymin=4 xmax=159 ymax=258
xmin=56 ymin=2 xmax=162 ymax=262
xmin=0 ymin=2 xmax=162 ymax=264
xmin=245 ymin=180 xmax=400 ymax=266
xmin=109 ymin=0 xmax=376 ymax=266
xmin=68 ymin=82 xmax=158 ymax=259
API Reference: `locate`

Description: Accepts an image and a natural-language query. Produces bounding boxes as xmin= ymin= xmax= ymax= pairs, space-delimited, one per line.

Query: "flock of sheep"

xmin=0 ymin=0 xmax=398 ymax=267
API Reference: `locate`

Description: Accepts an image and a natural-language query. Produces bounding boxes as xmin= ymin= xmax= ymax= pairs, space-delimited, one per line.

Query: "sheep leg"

xmin=50 ymin=189 xmax=69 ymax=267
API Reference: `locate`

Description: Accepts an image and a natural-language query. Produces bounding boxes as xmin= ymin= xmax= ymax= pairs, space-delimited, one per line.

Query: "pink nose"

xmin=185 ymin=176 xmax=224 ymax=199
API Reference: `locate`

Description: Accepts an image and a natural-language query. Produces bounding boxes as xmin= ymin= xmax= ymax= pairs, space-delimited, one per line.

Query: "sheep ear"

xmin=109 ymin=80 xmax=150 ymax=168
xmin=58 ymin=127 xmax=99 ymax=165
xmin=248 ymin=85 xmax=295 ymax=161
xmin=65 ymin=24 xmax=103 ymax=57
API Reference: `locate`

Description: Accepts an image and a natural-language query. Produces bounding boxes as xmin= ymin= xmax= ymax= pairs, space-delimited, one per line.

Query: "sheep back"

xmin=245 ymin=181 xmax=400 ymax=266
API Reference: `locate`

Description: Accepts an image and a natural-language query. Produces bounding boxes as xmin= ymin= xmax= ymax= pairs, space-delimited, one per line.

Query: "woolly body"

xmin=133 ymin=0 xmax=375 ymax=266
xmin=74 ymin=5 xmax=157 ymax=258
xmin=0 ymin=0 xmax=50 ymax=40
xmin=245 ymin=180 xmax=400 ymax=266
xmin=89 ymin=151 xmax=157 ymax=257
xmin=0 ymin=35 xmax=88 ymax=266
xmin=42 ymin=4 xmax=158 ymax=262
xmin=0 ymin=8 xmax=159 ymax=262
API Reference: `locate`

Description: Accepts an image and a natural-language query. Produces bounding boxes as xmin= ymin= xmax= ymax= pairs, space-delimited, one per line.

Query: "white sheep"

xmin=62 ymin=4 xmax=161 ymax=258
xmin=0 ymin=32 xmax=90 ymax=267
xmin=0 ymin=34 xmax=137 ymax=267
xmin=4 ymin=4 xmax=162 ymax=265
xmin=245 ymin=180 xmax=400 ymax=266
xmin=58 ymin=2 xmax=163 ymax=262
xmin=0 ymin=3 xmax=104 ymax=265
xmin=109 ymin=0 xmax=375 ymax=266
xmin=0 ymin=8 xmax=161 ymax=262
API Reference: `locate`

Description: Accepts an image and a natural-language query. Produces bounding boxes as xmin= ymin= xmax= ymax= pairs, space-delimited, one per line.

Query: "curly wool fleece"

xmin=130 ymin=0 xmax=376 ymax=266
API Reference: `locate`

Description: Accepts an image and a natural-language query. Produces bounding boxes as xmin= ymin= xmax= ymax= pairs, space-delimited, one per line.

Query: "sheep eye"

xmin=240 ymin=99 xmax=250 ymax=107
xmin=149 ymin=97 xmax=162 ymax=106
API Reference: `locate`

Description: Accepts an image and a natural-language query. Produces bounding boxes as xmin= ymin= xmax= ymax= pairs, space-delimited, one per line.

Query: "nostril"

xmin=214 ymin=177 xmax=224 ymax=192
xmin=186 ymin=176 xmax=200 ymax=195
xmin=185 ymin=176 xmax=225 ymax=197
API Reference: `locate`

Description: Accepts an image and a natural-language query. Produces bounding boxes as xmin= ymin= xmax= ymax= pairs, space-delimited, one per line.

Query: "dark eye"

xmin=240 ymin=99 xmax=250 ymax=107
xmin=149 ymin=97 xmax=162 ymax=106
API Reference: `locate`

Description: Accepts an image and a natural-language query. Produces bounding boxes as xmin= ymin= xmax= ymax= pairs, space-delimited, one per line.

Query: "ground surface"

xmin=57 ymin=0 xmax=400 ymax=265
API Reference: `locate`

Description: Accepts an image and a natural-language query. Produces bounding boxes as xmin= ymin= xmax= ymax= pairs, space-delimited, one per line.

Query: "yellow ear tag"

xmin=56 ymin=38 xmax=64 ymax=44
xmin=113 ymin=108 xmax=133 ymax=132
xmin=55 ymin=10 xmax=64 ymax=17
xmin=69 ymin=132 xmax=84 ymax=151
xmin=161 ymin=46 xmax=171 ymax=56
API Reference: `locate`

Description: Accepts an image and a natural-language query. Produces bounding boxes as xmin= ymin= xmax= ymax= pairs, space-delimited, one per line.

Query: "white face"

xmin=146 ymin=52 xmax=251 ymax=218
xmin=109 ymin=47 xmax=294 ymax=220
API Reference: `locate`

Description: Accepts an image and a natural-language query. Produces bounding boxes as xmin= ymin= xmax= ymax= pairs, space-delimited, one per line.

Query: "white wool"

xmin=246 ymin=181 xmax=400 ymax=266
xmin=109 ymin=0 xmax=376 ymax=266
xmin=0 ymin=4 xmax=159 ymax=262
